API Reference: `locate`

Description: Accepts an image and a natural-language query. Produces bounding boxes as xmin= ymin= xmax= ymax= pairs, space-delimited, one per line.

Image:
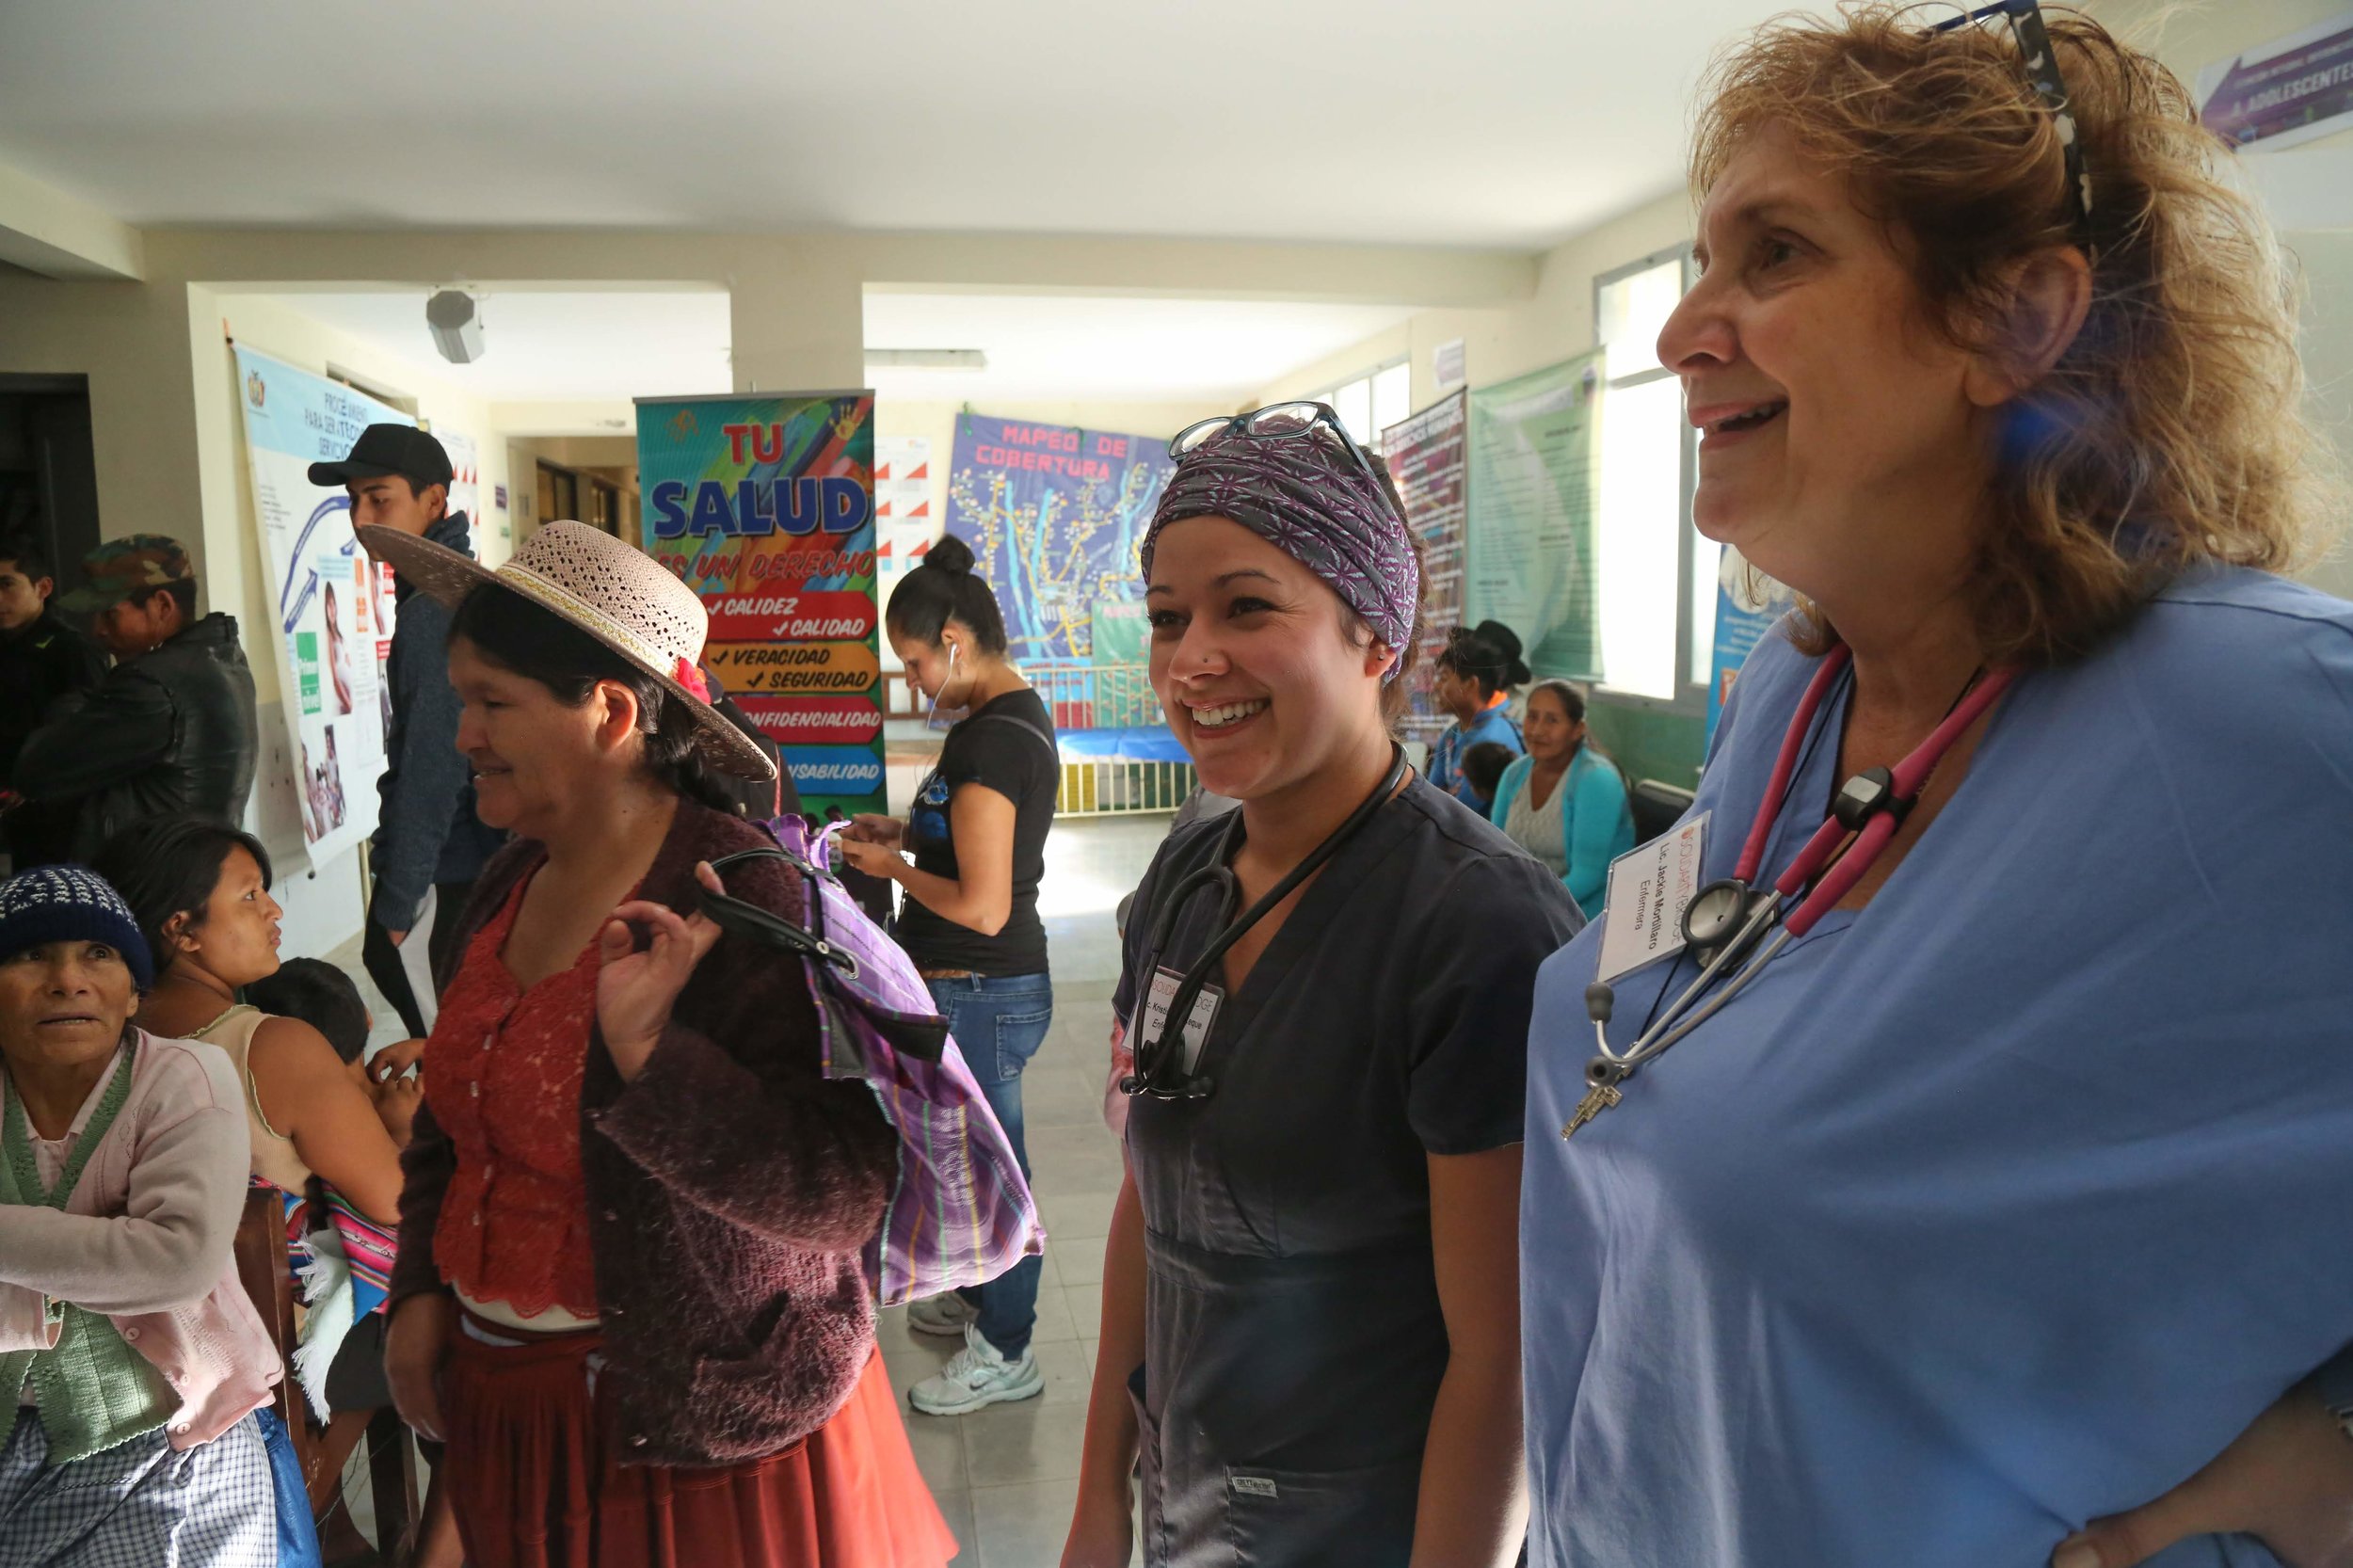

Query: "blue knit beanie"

xmin=0 ymin=865 xmax=155 ymax=991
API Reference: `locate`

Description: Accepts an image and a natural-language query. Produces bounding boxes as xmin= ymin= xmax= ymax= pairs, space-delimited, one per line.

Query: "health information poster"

xmin=231 ymin=346 xmax=403 ymax=863
xmin=1465 ymin=351 xmax=1603 ymax=680
xmin=1382 ymin=389 xmax=1469 ymax=745
xmin=636 ymin=392 xmax=886 ymax=818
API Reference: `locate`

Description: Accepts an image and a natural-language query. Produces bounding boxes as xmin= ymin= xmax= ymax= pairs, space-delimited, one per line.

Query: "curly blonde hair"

xmin=1692 ymin=3 xmax=2339 ymax=663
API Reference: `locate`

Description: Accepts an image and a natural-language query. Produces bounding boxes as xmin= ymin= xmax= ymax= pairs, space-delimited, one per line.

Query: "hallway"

xmin=879 ymin=812 xmax=1162 ymax=1565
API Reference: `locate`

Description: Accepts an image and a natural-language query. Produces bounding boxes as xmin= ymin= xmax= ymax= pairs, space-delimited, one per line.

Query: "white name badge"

xmin=1594 ymin=812 xmax=1709 ymax=986
xmin=1142 ymin=966 xmax=1223 ymax=1076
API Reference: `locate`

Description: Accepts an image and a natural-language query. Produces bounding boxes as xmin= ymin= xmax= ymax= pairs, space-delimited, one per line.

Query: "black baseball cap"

xmin=308 ymin=424 xmax=454 ymax=490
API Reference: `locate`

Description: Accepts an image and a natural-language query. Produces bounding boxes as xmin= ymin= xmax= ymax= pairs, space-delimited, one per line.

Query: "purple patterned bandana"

xmin=1142 ymin=429 xmax=1419 ymax=673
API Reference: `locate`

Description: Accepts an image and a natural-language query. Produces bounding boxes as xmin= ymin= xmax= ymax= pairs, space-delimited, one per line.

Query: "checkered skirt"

xmin=0 ymin=1410 xmax=273 ymax=1567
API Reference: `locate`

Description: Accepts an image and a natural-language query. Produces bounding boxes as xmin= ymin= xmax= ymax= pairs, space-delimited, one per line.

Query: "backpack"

xmin=699 ymin=816 xmax=1045 ymax=1307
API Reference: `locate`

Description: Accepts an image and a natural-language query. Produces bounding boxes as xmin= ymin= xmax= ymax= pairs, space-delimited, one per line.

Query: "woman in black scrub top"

xmin=1060 ymin=403 xmax=1580 ymax=1568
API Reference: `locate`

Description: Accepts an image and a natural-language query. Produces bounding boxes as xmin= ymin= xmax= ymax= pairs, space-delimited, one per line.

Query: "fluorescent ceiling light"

xmin=864 ymin=348 xmax=987 ymax=371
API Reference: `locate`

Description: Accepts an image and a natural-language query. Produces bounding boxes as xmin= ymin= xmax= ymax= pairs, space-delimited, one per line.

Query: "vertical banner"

xmin=438 ymin=427 xmax=481 ymax=526
xmin=1465 ymin=351 xmax=1603 ymax=680
xmin=873 ymin=432 xmax=936 ymax=611
xmin=636 ymin=392 xmax=886 ymax=819
xmin=945 ymin=413 xmax=1176 ymax=663
xmin=230 ymin=346 xmax=401 ymax=862
xmin=1381 ymin=390 xmax=1469 ymax=745
xmin=1705 ymin=544 xmax=1788 ymax=748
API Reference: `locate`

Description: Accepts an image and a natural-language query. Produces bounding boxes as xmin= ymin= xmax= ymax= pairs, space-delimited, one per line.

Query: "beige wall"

xmin=1259 ymin=191 xmax=1693 ymax=414
xmin=1261 ymin=0 xmax=2353 ymax=588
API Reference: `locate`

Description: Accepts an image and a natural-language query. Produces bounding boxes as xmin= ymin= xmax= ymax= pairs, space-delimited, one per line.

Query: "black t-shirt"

xmin=894 ymin=689 xmax=1058 ymax=975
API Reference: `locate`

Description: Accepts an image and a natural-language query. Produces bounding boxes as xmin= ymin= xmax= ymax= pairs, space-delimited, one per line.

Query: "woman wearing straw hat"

xmin=362 ymin=520 xmax=954 ymax=1568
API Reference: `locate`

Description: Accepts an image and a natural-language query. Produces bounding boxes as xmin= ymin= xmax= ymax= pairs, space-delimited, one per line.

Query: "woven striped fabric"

xmin=762 ymin=816 xmax=1045 ymax=1307
xmin=253 ymin=1176 xmax=311 ymax=1286
xmin=320 ymin=1188 xmax=395 ymax=1318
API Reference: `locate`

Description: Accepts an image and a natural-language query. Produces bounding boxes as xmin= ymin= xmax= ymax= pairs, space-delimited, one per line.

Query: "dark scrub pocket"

xmin=1222 ymin=1455 xmax=1420 ymax=1568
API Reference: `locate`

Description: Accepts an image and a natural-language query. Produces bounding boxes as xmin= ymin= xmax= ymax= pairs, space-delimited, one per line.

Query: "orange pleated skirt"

xmin=441 ymin=1318 xmax=958 ymax=1568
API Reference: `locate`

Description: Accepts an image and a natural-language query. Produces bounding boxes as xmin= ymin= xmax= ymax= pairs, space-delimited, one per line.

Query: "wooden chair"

xmin=232 ymin=1187 xmax=423 ymax=1567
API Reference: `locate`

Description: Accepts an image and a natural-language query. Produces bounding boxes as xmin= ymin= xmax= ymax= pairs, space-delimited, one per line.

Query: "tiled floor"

xmin=880 ymin=813 xmax=1164 ymax=1566
xmin=328 ymin=812 xmax=1170 ymax=1566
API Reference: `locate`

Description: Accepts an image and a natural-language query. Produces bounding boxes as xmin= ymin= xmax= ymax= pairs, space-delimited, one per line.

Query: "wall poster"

xmin=636 ymin=392 xmax=886 ymax=819
xmin=230 ymin=346 xmax=402 ymax=863
xmin=945 ymin=413 xmax=1176 ymax=664
xmin=2199 ymin=8 xmax=2353 ymax=151
xmin=1381 ymin=390 xmax=1469 ymax=745
xmin=1465 ymin=351 xmax=1603 ymax=681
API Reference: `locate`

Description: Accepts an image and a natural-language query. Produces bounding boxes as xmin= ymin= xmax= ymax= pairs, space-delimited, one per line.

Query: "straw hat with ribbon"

xmin=358 ymin=519 xmax=776 ymax=782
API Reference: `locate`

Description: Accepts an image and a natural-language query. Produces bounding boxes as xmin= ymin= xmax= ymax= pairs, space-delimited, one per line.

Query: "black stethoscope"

xmin=1568 ymin=645 xmax=2019 ymax=1136
xmin=1122 ymin=744 xmax=1410 ymax=1101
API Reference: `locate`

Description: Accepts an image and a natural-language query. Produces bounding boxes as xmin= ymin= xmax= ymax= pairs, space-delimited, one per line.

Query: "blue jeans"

xmin=257 ymin=1405 xmax=324 ymax=1568
xmin=925 ymin=970 xmax=1052 ymax=1358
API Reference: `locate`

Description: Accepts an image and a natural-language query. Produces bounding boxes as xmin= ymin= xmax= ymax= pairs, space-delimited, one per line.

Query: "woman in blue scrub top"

xmin=1489 ymin=680 xmax=1634 ymax=915
xmin=1062 ymin=404 xmax=1579 ymax=1568
xmin=1427 ymin=620 xmax=1528 ymax=805
xmin=1521 ymin=11 xmax=2353 ymax=1568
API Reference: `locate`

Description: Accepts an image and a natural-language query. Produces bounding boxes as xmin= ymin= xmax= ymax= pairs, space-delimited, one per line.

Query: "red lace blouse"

xmin=425 ymin=872 xmax=611 ymax=1319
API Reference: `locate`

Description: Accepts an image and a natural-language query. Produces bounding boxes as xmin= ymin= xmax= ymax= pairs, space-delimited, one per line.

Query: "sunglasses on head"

xmin=1169 ymin=402 xmax=1389 ymax=497
xmin=1926 ymin=0 xmax=2095 ymax=248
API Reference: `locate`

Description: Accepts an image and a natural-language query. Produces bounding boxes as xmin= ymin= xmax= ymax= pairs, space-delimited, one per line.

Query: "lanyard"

xmin=1566 ymin=648 xmax=2018 ymax=1138
xmin=1122 ymin=744 xmax=1408 ymax=1101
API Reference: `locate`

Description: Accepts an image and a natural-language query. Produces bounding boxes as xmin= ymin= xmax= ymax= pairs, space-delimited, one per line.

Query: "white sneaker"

xmin=905 ymin=1292 xmax=978 ymax=1338
xmin=908 ymin=1323 xmax=1044 ymax=1416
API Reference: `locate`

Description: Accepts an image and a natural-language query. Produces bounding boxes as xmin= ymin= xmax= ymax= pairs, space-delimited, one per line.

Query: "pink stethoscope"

xmin=1573 ymin=644 xmax=2020 ymax=1128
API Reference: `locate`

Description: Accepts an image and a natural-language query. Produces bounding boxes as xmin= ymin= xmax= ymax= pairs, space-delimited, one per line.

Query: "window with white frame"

xmin=1593 ymin=248 xmax=1709 ymax=703
xmin=1313 ymin=360 xmax=1412 ymax=451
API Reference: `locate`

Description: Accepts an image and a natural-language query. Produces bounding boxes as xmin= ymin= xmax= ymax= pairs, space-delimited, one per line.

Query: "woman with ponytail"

xmin=842 ymin=533 xmax=1061 ymax=1416
xmin=358 ymin=522 xmax=952 ymax=1568
xmin=1428 ymin=619 xmax=1530 ymax=807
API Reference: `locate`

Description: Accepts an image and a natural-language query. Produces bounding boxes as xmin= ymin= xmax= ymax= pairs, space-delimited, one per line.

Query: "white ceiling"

xmin=862 ymin=293 xmax=1418 ymax=404
xmin=0 ymin=0 xmax=1783 ymax=248
xmin=273 ymin=286 xmax=1416 ymax=412
xmin=276 ymin=289 xmax=733 ymax=402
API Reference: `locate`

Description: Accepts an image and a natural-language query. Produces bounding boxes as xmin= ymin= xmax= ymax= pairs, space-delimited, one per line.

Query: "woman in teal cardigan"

xmin=1489 ymin=680 xmax=1634 ymax=916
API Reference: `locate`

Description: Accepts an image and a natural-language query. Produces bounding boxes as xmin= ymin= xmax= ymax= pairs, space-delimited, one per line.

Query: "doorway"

xmin=0 ymin=375 xmax=101 ymax=583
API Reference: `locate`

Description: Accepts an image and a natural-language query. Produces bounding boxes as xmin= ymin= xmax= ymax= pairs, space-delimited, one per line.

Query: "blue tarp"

xmin=1056 ymin=727 xmax=1190 ymax=764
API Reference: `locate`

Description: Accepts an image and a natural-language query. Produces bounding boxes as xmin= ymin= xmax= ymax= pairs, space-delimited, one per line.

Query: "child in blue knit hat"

xmin=0 ymin=863 xmax=286 ymax=1566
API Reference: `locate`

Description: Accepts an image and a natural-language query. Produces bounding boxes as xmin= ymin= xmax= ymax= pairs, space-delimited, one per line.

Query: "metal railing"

xmin=1024 ymin=662 xmax=1195 ymax=818
xmin=1027 ymin=661 xmax=1164 ymax=732
xmin=1057 ymin=759 xmax=1197 ymax=817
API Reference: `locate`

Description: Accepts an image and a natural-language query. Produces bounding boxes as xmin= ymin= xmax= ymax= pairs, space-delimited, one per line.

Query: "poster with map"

xmin=945 ymin=413 xmax=1175 ymax=663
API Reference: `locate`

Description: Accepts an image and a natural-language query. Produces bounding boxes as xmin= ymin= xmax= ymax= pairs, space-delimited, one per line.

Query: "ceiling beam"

xmin=0 ymin=161 xmax=145 ymax=280
xmin=141 ymin=229 xmax=1537 ymax=311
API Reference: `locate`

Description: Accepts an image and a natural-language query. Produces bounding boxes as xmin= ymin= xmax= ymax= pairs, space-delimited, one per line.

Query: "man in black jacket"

xmin=0 ymin=533 xmax=109 ymax=867
xmin=15 ymin=535 xmax=258 ymax=861
xmin=313 ymin=424 xmax=504 ymax=1035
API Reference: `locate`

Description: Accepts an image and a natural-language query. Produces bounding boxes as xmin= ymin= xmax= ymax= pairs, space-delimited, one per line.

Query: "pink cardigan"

xmin=0 ymin=1030 xmax=280 ymax=1449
